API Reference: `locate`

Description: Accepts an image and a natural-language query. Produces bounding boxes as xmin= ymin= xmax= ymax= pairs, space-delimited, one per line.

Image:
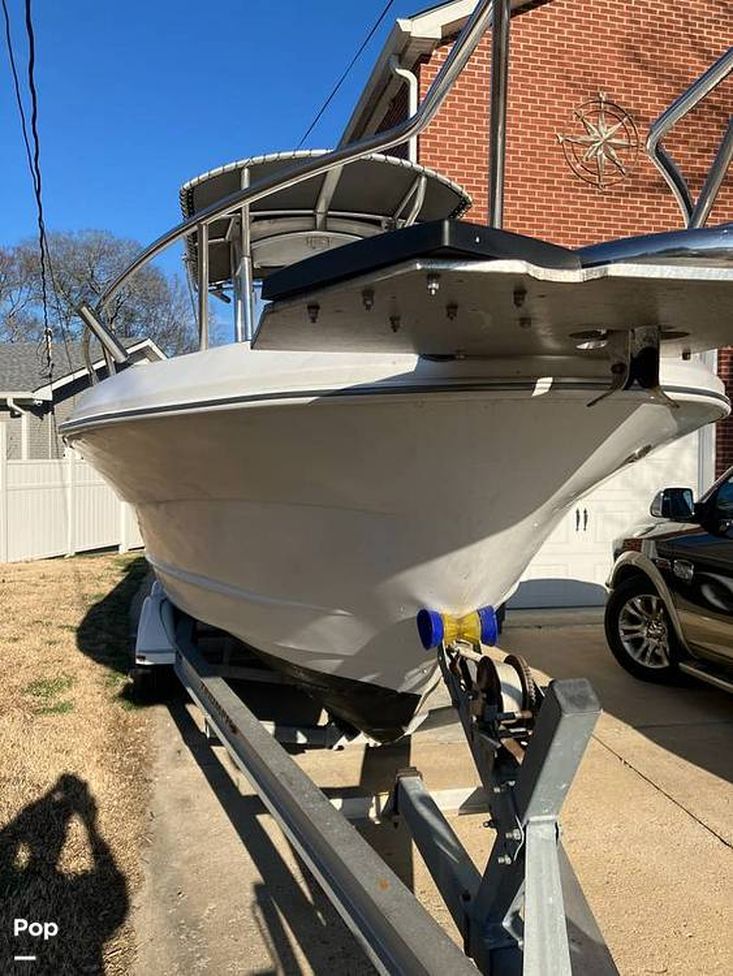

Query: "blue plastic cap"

xmin=417 ymin=608 xmax=443 ymax=650
xmin=477 ymin=605 xmax=498 ymax=646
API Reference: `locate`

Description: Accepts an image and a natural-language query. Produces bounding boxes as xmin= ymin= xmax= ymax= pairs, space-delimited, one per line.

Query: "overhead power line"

xmin=2 ymin=0 xmax=79 ymax=463
xmin=297 ymin=0 xmax=396 ymax=148
xmin=1 ymin=0 xmax=72 ymax=388
xmin=1 ymin=0 xmax=34 ymax=179
xmin=22 ymin=0 xmax=54 ymax=382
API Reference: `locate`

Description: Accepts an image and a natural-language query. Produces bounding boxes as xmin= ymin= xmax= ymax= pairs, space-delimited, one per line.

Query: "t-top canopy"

xmin=179 ymin=150 xmax=471 ymax=287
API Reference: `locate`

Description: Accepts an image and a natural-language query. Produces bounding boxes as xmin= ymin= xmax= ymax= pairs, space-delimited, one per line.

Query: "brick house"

xmin=343 ymin=0 xmax=732 ymax=605
xmin=0 ymin=339 xmax=163 ymax=460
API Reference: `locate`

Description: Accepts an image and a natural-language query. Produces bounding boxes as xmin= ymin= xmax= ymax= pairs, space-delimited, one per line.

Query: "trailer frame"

xmin=152 ymin=598 xmax=618 ymax=976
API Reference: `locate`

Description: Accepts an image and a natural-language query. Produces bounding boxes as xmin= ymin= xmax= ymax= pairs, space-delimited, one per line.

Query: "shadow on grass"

xmin=0 ymin=773 xmax=128 ymax=975
xmin=74 ymin=555 xmax=168 ymax=709
xmin=76 ymin=556 xmax=148 ymax=675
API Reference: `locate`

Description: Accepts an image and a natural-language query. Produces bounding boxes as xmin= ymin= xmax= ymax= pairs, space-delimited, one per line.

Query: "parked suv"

xmin=604 ymin=467 xmax=733 ymax=692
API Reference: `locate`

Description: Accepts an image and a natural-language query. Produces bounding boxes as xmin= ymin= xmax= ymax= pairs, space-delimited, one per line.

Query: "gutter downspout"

xmin=316 ymin=58 xmax=420 ymax=230
xmin=389 ymin=56 xmax=419 ymax=163
xmin=6 ymin=397 xmax=30 ymax=460
xmin=315 ymin=58 xmax=420 ymax=231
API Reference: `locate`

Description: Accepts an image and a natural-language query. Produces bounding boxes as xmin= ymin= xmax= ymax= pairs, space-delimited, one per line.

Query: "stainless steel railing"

xmin=82 ymin=0 xmax=500 ymax=360
xmin=647 ymin=47 xmax=733 ymax=229
xmin=80 ymin=5 xmax=733 ymax=368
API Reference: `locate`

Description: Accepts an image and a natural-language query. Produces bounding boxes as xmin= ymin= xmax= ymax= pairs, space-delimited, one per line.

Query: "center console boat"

xmin=62 ymin=0 xmax=733 ymax=742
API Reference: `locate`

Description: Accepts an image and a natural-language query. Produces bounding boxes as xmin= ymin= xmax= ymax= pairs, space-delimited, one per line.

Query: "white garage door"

xmin=510 ymin=428 xmax=709 ymax=608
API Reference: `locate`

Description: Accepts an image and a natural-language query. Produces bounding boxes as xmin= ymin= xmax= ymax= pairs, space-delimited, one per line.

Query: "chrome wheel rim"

xmin=617 ymin=594 xmax=670 ymax=668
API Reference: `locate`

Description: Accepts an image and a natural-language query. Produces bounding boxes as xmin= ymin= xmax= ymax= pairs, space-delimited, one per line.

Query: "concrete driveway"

xmin=133 ymin=611 xmax=733 ymax=976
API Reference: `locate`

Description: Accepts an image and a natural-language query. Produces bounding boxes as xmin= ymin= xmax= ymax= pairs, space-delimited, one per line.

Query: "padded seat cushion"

xmin=262 ymin=219 xmax=581 ymax=302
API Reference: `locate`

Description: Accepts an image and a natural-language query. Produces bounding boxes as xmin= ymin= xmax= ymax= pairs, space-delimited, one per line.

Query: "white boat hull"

xmin=63 ymin=347 xmax=728 ymax=740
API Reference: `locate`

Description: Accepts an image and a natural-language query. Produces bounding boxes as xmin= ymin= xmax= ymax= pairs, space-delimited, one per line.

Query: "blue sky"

xmin=0 ymin=0 xmax=422 ymax=277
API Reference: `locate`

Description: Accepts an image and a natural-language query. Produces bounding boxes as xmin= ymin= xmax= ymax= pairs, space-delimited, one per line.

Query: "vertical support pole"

xmin=65 ymin=448 xmax=75 ymax=557
xmin=102 ymin=346 xmax=116 ymax=378
xmin=239 ymin=167 xmax=255 ymax=342
xmin=197 ymin=221 xmax=209 ymax=350
xmin=231 ymin=234 xmax=244 ymax=343
xmin=389 ymin=57 xmax=419 ymax=162
xmin=697 ymin=350 xmax=717 ymax=492
xmin=690 ymin=119 xmax=733 ymax=228
xmin=523 ymin=820 xmax=572 ymax=975
xmin=20 ymin=411 xmax=29 ymax=460
xmin=0 ymin=422 xmax=8 ymax=563
xmin=470 ymin=679 xmax=602 ymax=976
xmin=488 ymin=0 xmax=511 ymax=228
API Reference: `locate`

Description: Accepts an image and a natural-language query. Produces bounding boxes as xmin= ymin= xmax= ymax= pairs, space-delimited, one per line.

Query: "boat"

xmin=62 ymin=1 xmax=733 ymax=741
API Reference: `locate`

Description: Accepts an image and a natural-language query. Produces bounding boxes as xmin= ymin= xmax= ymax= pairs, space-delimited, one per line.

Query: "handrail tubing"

xmin=98 ymin=0 xmax=495 ymax=313
xmin=647 ymin=47 xmax=733 ymax=227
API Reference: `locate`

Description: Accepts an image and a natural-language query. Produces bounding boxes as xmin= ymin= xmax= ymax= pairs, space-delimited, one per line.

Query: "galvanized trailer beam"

xmin=395 ymin=681 xmax=614 ymax=974
xmin=173 ymin=625 xmax=478 ymax=976
xmin=428 ymin=649 xmax=619 ymax=976
xmin=393 ymin=769 xmax=482 ymax=949
xmin=171 ymin=613 xmax=617 ymax=976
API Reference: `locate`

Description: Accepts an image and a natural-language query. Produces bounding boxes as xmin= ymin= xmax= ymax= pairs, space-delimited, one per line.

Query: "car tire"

xmin=604 ymin=576 xmax=680 ymax=682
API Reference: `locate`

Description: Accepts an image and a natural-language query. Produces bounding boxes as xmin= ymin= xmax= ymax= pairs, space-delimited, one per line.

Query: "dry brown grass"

xmin=0 ymin=553 xmax=151 ymax=975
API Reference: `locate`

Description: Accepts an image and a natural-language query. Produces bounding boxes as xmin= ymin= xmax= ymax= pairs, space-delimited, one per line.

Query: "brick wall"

xmin=377 ymin=84 xmax=410 ymax=159
xmin=376 ymin=0 xmax=733 ymax=470
xmin=415 ymin=0 xmax=733 ymax=237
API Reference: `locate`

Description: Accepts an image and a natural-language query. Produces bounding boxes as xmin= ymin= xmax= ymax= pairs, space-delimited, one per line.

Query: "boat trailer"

xmin=136 ymin=587 xmax=618 ymax=975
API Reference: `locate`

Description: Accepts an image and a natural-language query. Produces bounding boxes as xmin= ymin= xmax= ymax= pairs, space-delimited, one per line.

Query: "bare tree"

xmin=0 ymin=230 xmax=199 ymax=355
xmin=0 ymin=245 xmax=38 ymax=343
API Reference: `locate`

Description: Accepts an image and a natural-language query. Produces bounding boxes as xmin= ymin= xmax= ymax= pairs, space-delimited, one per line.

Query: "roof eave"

xmin=340 ymin=0 xmax=543 ymax=144
xmin=405 ymin=0 xmax=482 ymax=38
xmin=340 ymin=20 xmax=419 ymax=146
xmin=31 ymin=338 xmax=166 ymax=400
xmin=0 ymin=390 xmax=48 ymax=402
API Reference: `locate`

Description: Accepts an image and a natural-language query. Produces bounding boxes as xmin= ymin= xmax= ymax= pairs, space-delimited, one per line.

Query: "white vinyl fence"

xmin=0 ymin=425 xmax=143 ymax=563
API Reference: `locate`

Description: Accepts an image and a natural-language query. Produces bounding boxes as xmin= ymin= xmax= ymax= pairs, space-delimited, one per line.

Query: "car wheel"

xmin=604 ymin=576 xmax=679 ymax=682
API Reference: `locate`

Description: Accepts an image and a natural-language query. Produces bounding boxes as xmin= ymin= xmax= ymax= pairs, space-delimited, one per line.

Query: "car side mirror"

xmin=650 ymin=487 xmax=695 ymax=520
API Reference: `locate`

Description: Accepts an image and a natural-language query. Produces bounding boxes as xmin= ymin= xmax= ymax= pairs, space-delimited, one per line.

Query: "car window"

xmin=714 ymin=477 xmax=733 ymax=516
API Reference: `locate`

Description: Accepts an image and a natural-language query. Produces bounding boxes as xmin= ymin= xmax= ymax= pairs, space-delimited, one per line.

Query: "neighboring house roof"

xmin=341 ymin=0 xmax=548 ymax=144
xmin=0 ymin=338 xmax=165 ymax=400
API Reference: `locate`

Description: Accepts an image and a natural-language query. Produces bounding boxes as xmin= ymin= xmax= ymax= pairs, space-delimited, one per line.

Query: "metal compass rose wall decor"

xmin=557 ymin=93 xmax=639 ymax=190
